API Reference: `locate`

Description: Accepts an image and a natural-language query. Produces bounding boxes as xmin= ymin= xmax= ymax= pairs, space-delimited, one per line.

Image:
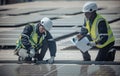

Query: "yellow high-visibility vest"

xmin=86 ymin=14 xmax=115 ymax=48
xmin=29 ymin=24 xmax=46 ymax=48
xmin=16 ymin=23 xmax=46 ymax=49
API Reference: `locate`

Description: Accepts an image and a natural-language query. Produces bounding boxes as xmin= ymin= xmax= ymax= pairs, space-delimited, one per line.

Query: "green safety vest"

xmin=16 ymin=23 xmax=46 ymax=49
xmin=86 ymin=14 xmax=115 ymax=48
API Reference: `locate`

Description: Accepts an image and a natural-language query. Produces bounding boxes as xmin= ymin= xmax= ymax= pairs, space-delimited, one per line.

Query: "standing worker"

xmin=77 ymin=2 xmax=116 ymax=61
xmin=14 ymin=17 xmax=56 ymax=64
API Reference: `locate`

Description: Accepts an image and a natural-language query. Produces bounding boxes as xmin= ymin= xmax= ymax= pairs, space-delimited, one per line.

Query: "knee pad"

xmin=18 ymin=49 xmax=29 ymax=59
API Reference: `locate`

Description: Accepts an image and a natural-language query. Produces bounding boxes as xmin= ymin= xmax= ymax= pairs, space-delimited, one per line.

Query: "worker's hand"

xmin=29 ymin=48 xmax=35 ymax=57
xmin=87 ymin=41 xmax=96 ymax=47
xmin=77 ymin=34 xmax=83 ymax=40
xmin=47 ymin=56 xmax=55 ymax=64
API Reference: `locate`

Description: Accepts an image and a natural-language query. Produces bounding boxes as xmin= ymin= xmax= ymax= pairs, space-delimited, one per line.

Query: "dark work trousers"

xmin=81 ymin=51 xmax=91 ymax=61
xmin=34 ymin=38 xmax=56 ymax=61
xmin=95 ymin=41 xmax=116 ymax=61
xmin=35 ymin=39 xmax=48 ymax=61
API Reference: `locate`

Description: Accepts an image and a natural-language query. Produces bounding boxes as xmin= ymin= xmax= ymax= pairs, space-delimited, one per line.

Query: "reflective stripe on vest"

xmin=86 ymin=14 xmax=115 ymax=48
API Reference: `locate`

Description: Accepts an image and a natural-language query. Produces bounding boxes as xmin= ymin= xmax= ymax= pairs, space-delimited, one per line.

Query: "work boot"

xmin=34 ymin=58 xmax=45 ymax=64
xmin=18 ymin=56 xmax=24 ymax=64
xmin=24 ymin=56 xmax=32 ymax=64
xmin=34 ymin=58 xmax=38 ymax=63
xmin=106 ymin=48 xmax=116 ymax=61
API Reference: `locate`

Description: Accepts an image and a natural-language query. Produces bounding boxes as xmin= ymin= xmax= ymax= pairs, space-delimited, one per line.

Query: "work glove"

xmin=18 ymin=49 xmax=29 ymax=59
xmin=47 ymin=56 xmax=55 ymax=64
xmin=87 ymin=41 xmax=96 ymax=47
xmin=29 ymin=48 xmax=35 ymax=57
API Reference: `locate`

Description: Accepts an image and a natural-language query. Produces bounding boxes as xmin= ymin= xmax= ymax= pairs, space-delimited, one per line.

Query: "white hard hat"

xmin=82 ymin=2 xmax=97 ymax=12
xmin=41 ymin=17 xmax=53 ymax=31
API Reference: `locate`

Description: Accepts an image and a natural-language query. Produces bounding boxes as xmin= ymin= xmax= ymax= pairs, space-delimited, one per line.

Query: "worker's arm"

xmin=45 ymin=31 xmax=56 ymax=64
xmin=46 ymin=31 xmax=56 ymax=57
xmin=80 ymin=19 xmax=88 ymax=36
xmin=77 ymin=19 xmax=88 ymax=39
xmin=21 ymin=25 xmax=33 ymax=51
xmin=97 ymin=20 xmax=108 ymax=44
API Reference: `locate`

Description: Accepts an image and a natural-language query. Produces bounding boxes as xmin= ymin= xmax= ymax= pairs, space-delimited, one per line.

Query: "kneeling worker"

xmin=14 ymin=17 xmax=56 ymax=64
xmin=77 ymin=2 xmax=116 ymax=61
